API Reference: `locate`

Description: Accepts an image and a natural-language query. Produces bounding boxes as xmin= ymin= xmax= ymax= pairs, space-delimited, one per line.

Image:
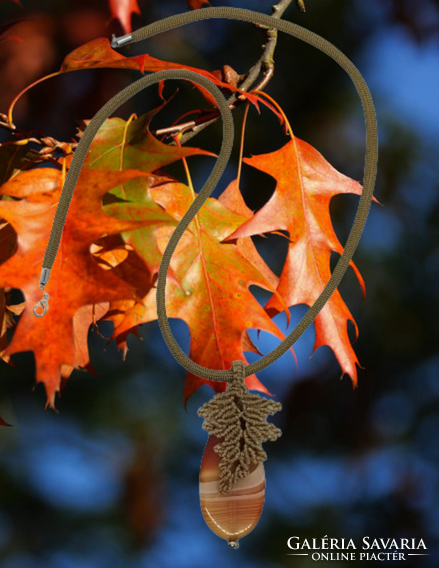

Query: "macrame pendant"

xmin=197 ymin=360 xmax=282 ymax=548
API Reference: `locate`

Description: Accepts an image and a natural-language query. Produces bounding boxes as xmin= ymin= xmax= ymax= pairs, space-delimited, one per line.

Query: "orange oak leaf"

xmin=218 ymin=179 xmax=282 ymax=294
xmin=0 ymin=218 xmax=18 ymax=361
xmin=0 ymin=166 xmax=151 ymax=407
xmin=218 ymin=179 xmax=296 ymax=360
xmin=93 ymin=239 xmax=152 ymax=359
xmin=75 ymin=102 xmax=220 ymax=358
xmin=108 ymin=0 xmax=141 ymax=35
xmin=58 ymin=301 xmax=112 ymax=392
xmin=227 ymin=137 xmax=373 ymax=386
xmin=107 ymin=179 xmax=289 ymax=406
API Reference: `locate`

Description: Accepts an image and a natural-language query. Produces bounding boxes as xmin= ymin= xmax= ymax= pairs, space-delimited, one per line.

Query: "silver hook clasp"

xmin=33 ymin=267 xmax=51 ymax=317
xmin=33 ymin=291 xmax=50 ymax=318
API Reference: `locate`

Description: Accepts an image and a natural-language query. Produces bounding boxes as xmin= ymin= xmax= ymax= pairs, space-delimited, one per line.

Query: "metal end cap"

xmin=111 ymin=33 xmax=133 ymax=48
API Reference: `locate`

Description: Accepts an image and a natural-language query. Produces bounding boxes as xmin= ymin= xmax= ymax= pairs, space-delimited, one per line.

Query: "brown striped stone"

xmin=199 ymin=435 xmax=265 ymax=547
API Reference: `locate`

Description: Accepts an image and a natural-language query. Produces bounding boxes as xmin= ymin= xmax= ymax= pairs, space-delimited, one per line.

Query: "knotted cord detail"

xmin=197 ymin=360 xmax=282 ymax=494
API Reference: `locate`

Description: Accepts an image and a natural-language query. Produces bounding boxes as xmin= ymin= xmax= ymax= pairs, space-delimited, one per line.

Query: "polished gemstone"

xmin=199 ymin=435 xmax=265 ymax=545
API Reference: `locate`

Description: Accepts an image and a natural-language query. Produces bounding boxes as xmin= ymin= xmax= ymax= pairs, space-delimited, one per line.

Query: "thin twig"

xmin=154 ymin=107 xmax=233 ymax=138
xmin=0 ymin=118 xmax=16 ymax=132
xmin=0 ymin=113 xmax=77 ymax=158
xmin=252 ymin=0 xmax=296 ymax=92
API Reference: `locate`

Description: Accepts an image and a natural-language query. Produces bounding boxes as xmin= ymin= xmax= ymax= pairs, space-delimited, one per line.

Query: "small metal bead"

xmin=228 ymin=541 xmax=239 ymax=549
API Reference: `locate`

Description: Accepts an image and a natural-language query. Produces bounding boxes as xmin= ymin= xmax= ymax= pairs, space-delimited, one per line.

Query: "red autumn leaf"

xmin=218 ymin=179 xmax=285 ymax=303
xmin=218 ymin=178 xmax=297 ymax=359
xmin=227 ymin=136 xmax=375 ymax=386
xmin=106 ymin=177 xmax=290 ymax=406
xmin=66 ymin=102 xmax=218 ymax=362
xmin=59 ymin=38 xmax=275 ymax=115
xmin=188 ymin=0 xmax=211 ymax=9
xmin=0 ymin=166 xmax=152 ymax=407
xmin=108 ymin=0 xmax=141 ymax=35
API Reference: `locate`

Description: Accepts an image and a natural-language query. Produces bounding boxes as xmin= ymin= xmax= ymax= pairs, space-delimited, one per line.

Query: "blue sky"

xmin=363 ymin=25 xmax=439 ymax=142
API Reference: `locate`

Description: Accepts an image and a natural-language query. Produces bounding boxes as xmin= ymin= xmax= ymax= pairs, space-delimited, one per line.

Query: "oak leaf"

xmin=227 ymin=137 xmax=372 ymax=385
xmin=77 ymin=102 xmax=215 ymax=174
xmin=79 ymin=103 xmax=215 ymax=277
xmin=0 ymin=166 xmax=151 ymax=407
xmin=58 ymin=302 xmax=112 ymax=392
xmin=107 ymin=178 xmax=289 ymax=406
xmin=108 ymin=0 xmax=141 ymax=35
xmin=59 ymin=38 xmax=276 ymax=115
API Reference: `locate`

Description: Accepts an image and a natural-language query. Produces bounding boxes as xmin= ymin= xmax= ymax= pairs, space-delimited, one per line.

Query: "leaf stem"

xmin=177 ymin=137 xmax=202 ymax=237
xmin=251 ymin=90 xmax=294 ymax=139
xmin=7 ymin=71 xmax=60 ymax=124
xmin=237 ymin=102 xmax=251 ymax=188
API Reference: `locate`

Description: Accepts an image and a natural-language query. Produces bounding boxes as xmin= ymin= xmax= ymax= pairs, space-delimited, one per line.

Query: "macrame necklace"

xmin=33 ymin=7 xmax=378 ymax=548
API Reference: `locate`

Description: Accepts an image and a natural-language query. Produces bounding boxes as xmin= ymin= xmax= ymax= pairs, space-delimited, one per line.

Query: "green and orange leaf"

xmin=78 ymin=101 xmax=216 ymax=277
xmin=106 ymin=178 xmax=290 ymax=405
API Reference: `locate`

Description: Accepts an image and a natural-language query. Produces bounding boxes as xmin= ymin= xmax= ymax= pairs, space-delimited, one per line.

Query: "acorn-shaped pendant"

xmin=199 ymin=435 xmax=266 ymax=548
xmin=197 ymin=361 xmax=282 ymax=548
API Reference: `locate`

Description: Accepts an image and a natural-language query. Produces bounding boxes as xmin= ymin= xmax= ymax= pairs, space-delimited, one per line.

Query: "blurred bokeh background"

xmin=0 ymin=0 xmax=439 ymax=566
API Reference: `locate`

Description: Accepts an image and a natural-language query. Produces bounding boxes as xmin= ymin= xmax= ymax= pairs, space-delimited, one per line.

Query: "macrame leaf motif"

xmin=197 ymin=361 xmax=282 ymax=494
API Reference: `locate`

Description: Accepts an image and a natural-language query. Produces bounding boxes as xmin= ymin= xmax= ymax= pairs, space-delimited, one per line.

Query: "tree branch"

xmin=0 ymin=0 xmax=304 ymax=155
xmin=158 ymin=0 xmax=298 ymax=146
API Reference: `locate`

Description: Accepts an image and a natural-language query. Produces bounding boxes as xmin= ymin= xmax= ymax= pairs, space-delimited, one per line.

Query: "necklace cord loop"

xmin=33 ymin=7 xmax=378 ymax=383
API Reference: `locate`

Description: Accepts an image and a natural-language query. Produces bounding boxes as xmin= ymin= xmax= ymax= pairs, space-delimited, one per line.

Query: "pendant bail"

xmin=230 ymin=360 xmax=247 ymax=394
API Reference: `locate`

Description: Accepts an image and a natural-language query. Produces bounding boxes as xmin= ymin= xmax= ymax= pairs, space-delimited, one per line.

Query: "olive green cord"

xmin=33 ymin=6 xmax=378 ymax=383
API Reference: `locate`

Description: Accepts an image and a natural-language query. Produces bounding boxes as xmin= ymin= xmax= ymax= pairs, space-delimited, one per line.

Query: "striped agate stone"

xmin=199 ymin=435 xmax=265 ymax=546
